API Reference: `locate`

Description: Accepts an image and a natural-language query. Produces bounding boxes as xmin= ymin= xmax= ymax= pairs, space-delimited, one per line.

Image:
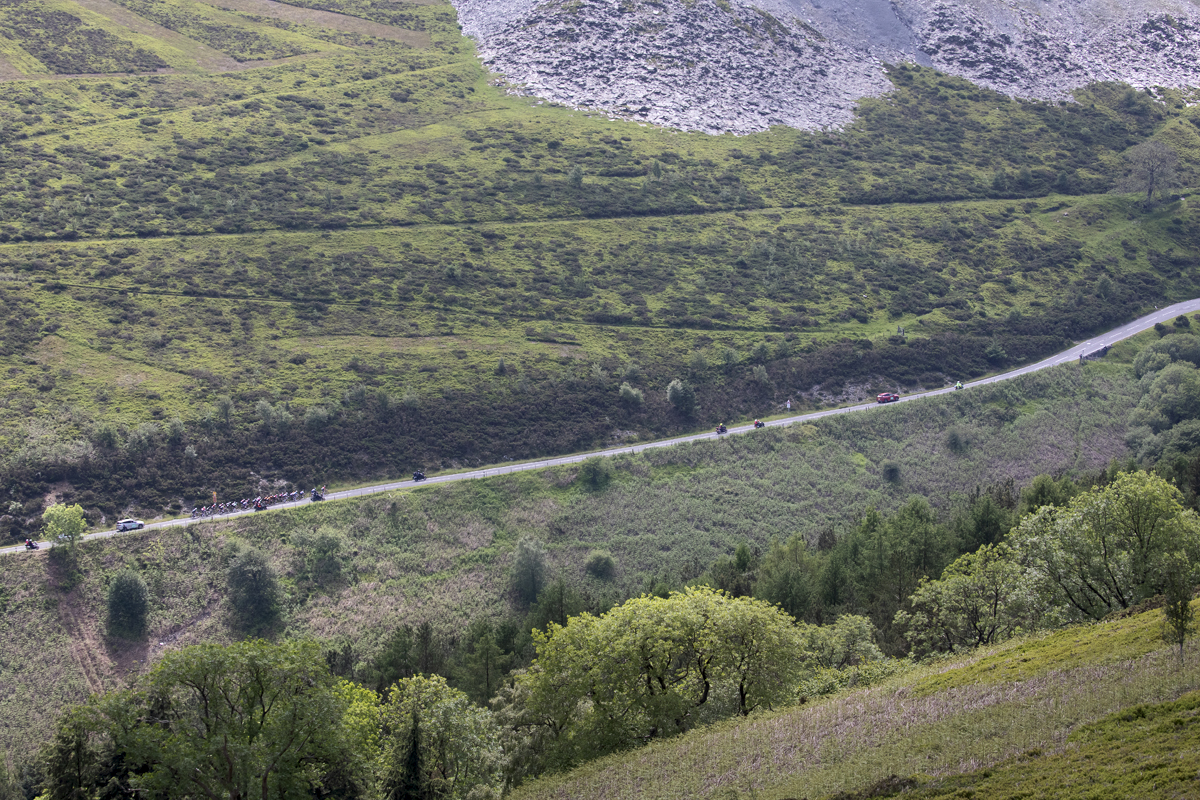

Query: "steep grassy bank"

xmin=509 ymin=601 xmax=1200 ymax=800
xmin=0 ymin=358 xmax=1140 ymax=759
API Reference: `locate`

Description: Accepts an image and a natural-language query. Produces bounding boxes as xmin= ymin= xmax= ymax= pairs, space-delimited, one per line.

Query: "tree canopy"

xmin=511 ymin=586 xmax=807 ymax=770
xmin=42 ymin=503 xmax=86 ymax=547
xmin=1008 ymin=471 xmax=1200 ymax=621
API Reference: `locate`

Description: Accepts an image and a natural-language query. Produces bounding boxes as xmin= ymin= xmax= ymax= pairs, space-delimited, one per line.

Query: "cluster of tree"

xmin=897 ymin=471 xmax=1200 ymax=655
xmin=32 ymin=592 xmax=886 ymax=800
xmin=36 ymin=640 xmax=504 ymax=800
xmin=494 ymin=588 xmax=881 ymax=780
xmin=35 ymin=464 xmax=1198 ymax=796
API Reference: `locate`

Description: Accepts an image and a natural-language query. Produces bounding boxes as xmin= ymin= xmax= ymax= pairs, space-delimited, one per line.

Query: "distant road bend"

xmin=5 ymin=298 xmax=1200 ymax=556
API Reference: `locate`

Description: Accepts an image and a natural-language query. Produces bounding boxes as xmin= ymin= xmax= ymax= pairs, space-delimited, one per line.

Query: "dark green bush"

xmin=667 ymin=379 xmax=696 ymax=416
xmin=585 ymin=550 xmax=617 ymax=580
xmin=226 ymin=545 xmax=280 ymax=633
xmin=106 ymin=569 xmax=149 ymax=639
xmin=577 ymin=457 xmax=613 ymax=489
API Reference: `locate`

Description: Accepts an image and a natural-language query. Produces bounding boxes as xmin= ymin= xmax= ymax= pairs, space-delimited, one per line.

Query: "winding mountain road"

xmin=5 ymin=298 xmax=1200 ymax=556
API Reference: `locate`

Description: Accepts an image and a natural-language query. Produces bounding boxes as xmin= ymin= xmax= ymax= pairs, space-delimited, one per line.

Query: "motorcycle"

xmin=715 ymin=424 xmax=728 ymax=435
xmin=24 ymin=538 xmax=39 ymax=550
xmin=311 ymin=489 xmax=325 ymax=502
xmin=954 ymin=382 xmax=963 ymax=391
xmin=753 ymin=420 xmax=766 ymax=429
xmin=413 ymin=471 xmax=427 ymax=482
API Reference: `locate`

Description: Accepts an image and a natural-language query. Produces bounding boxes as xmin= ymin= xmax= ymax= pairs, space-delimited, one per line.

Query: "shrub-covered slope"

xmin=1 ymin=0 xmax=1199 ymax=529
xmin=0 ymin=359 xmax=1141 ymax=759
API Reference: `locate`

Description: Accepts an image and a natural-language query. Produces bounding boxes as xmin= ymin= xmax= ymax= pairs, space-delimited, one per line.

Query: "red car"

xmin=876 ymin=392 xmax=900 ymax=403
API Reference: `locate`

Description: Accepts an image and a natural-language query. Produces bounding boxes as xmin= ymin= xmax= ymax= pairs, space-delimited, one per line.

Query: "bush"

xmin=106 ymin=569 xmax=149 ymax=639
xmin=226 ymin=545 xmax=280 ymax=632
xmin=619 ymin=382 xmax=644 ymax=405
xmin=946 ymin=428 xmax=967 ymax=454
xmin=666 ymin=379 xmax=696 ymax=416
xmin=585 ymin=549 xmax=617 ymax=580
xmin=577 ymin=457 xmax=613 ymax=489
xmin=881 ymin=461 xmax=902 ymax=483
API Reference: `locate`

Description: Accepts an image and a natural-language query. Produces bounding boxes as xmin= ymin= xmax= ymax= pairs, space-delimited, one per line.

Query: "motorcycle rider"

xmin=955 ymin=381 xmax=963 ymax=390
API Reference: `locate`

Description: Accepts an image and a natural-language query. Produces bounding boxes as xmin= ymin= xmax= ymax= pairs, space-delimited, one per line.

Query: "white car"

xmin=116 ymin=519 xmax=145 ymax=532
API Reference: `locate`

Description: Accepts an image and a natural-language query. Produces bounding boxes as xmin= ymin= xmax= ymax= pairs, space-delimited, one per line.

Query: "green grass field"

xmin=0 ymin=0 xmax=1197 ymax=517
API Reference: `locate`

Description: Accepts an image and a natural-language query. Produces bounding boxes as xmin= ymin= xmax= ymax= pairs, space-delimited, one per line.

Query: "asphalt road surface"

xmin=6 ymin=298 xmax=1200 ymax=556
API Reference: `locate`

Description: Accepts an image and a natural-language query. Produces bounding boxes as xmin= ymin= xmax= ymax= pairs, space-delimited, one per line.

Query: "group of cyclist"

xmin=191 ymin=487 xmax=325 ymax=518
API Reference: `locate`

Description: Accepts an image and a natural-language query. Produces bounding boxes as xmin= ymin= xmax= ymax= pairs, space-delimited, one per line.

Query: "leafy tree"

xmin=1019 ymin=473 xmax=1076 ymax=515
xmin=106 ymin=569 xmax=149 ymax=639
xmin=755 ymin=534 xmax=822 ymax=622
xmin=515 ymin=587 xmax=803 ymax=770
xmin=1009 ymin=471 xmax=1200 ymax=621
xmin=1116 ymin=139 xmax=1179 ymax=204
xmin=43 ymin=503 xmax=86 ymax=548
xmin=510 ymin=537 xmax=547 ymax=606
xmin=796 ymin=614 xmax=884 ymax=670
xmin=225 ymin=545 xmax=281 ymax=632
xmin=380 ymin=676 xmax=503 ymax=800
xmin=895 ymin=543 xmax=1038 ymax=656
xmin=1131 ymin=362 xmax=1200 ymax=433
xmin=1161 ymin=551 xmax=1196 ymax=662
xmin=214 ymin=394 xmax=234 ymax=426
xmin=293 ymin=527 xmax=346 ymax=593
xmin=79 ymin=641 xmax=351 ymax=800
xmin=584 ymin=549 xmax=616 ymax=580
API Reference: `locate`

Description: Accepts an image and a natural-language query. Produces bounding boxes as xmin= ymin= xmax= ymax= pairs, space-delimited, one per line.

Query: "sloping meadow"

xmin=0 ymin=357 xmax=1140 ymax=759
xmin=508 ymin=601 xmax=1200 ymax=800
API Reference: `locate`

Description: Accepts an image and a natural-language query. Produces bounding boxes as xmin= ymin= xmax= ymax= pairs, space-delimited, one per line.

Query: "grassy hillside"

xmin=0 ymin=0 xmax=1199 ymax=527
xmin=509 ymin=600 xmax=1200 ymax=800
xmin=0 ymin=357 xmax=1142 ymax=760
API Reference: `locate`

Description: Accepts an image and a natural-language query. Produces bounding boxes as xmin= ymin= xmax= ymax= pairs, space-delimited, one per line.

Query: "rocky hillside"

xmin=455 ymin=0 xmax=1200 ymax=133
